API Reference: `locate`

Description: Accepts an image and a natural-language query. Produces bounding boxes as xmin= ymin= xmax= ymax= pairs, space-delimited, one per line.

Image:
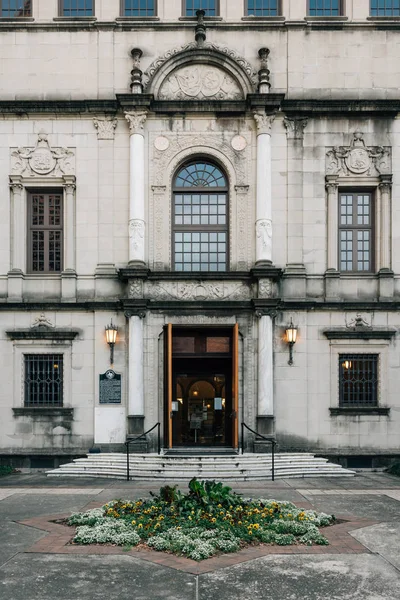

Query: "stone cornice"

xmin=0 ymin=100 xmax=118 ymax=115
xmin=283 ymin=99 xmax=400 ymax=116
xmin=323 ymin=328 xmax=396 ymax=340
xmin=6 ymin=328 xmax=80 ymax=341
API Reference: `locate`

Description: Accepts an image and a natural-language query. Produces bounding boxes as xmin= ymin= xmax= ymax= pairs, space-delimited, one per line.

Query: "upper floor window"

xmin=59 ymin=0 xmax=94 ymax=17
xmin=1 ymin=0 xmax=31 ymax=17
xmin=184 ymin=0 xmax=218 ymax=17
xmin=28 ymin=190 xmax=63 ymax=274
xmin=370 ymin=0 xmax=400 ymax=16
xmin=339 ymin=355 xmax=378 ymax=407
xmin=24 ymin=354 xmax=64 ymax=407
xmin=122 ymin=0 xmax=156 ymax=16
xmin=245 ymin=0 xmax=280 ymax=16
xmin=308 ymin=0 xmax=343 ymax=16
xmin=339 ymin=191 xmax=374 ymax=272
xmin=173 ymin=161 xmax=228 ymax=272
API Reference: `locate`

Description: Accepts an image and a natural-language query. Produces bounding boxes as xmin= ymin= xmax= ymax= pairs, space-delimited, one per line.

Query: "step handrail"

xmin=241 ymin=422 xmax=276 ymax=481
xmin=125 ymin=422 xmax=161 ymax=481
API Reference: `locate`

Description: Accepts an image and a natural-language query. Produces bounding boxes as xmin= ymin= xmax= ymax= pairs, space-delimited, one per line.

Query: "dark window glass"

xmin=24 ymin=355 xmax=64 ymax=407
xmin=339 ymin=355 xmax=378 ymax=407
xmin=28 ymin=191 xmax=63 ymax=273
xmin=308 ymin=0 xmax=343 ymax=16
xmin=60 ymin=0 xmax=93 ymax=17
xmin=339 ymin=192 xmax=373 ymax=272
xmin=184 ymin=0 xmax=217 ymax=17
xmin=370 ymin=0 xmax=400 ymax=15
xmin=1 ymin=0 xmax=31 ymax=17
xmin=123 ymin=0 xmax=155 ymax=16
xmin=173 ymin=161 xmax=228 ymax=273
xmin=246 ymin=0 xmax=279 ymax=16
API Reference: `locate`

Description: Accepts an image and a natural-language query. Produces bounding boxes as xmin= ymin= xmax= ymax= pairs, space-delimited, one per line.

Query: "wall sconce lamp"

xmin=285 ymin=319 xmax=298 ymax=366
xmin=105 ymin=320 xmax=118 ymax=365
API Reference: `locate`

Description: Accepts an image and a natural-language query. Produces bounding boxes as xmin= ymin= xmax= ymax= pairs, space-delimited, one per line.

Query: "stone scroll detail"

xmin=11 ymin=131 xmax=75 ymax=177
xmin=144 ymin=281 xmax=253 ymax=301
xmin=326 ymin=131 xmax=391 ymax=176
xmin=125 ymin=111 xmax=148 ymax=135
xmin=93 ymin=118 xmax=118 ymax=140
xmin=158 ymin=65 xmax=243 ymax=101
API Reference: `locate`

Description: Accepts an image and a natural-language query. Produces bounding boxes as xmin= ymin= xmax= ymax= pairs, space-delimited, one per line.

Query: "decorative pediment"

xmin=11 ymin=131 xmax=75 ymax=178
xmin=326 ymin=131 xmax=391 ymax=177
xmin=158 ymin=64 xmax=243 ymax=101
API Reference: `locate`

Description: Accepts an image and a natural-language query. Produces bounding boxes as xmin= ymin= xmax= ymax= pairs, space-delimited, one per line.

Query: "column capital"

xmin=283 ymin=117 xmax=308 ymax=141
xmin=253 ymin=110 xmax=275 ymax=135
xmin=325 ymin=175 xmax=339 ymax=193
xmin=379 ymin=174 xmax=392 ymax=194
xmin=125 ymin=110 xmax=148 ymax=135
xmin=93 ymin=117 xmax=118 ymax=140
xmin=9 ymin=175 xmax=23 ymax=193
xmin=62 ymin=174 xmax=76 ymax=193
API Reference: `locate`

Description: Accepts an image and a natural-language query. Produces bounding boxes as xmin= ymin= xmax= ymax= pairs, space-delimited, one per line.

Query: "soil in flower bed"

xmin=65 ymin=479 xmax=336 ymax=561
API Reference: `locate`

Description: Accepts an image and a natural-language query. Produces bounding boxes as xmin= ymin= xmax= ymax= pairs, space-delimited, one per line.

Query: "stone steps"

xmin=47 ymin=452 xmax=356 ymax=481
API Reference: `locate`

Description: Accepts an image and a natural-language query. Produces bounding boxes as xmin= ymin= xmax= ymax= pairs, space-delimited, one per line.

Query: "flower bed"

xmin=67 ymin=479 xmax=335 ymax=561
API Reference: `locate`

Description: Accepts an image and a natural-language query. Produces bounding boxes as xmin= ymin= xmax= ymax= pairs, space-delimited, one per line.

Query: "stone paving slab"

xmin=351 ymin=522 xmax=400 ymax=571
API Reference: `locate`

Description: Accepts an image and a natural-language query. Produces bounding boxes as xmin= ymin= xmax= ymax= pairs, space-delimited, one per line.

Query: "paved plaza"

xmin=1 ymin=472 xmax=400 ymax=599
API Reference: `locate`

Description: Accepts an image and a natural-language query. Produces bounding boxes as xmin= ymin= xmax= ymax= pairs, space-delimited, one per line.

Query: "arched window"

xmin=172 ymin=160 xmax=228 ymax=272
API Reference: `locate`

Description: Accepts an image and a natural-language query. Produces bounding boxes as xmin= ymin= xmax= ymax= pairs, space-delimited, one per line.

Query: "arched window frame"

xmin=172 ymin=159 xmax=229 ymax=273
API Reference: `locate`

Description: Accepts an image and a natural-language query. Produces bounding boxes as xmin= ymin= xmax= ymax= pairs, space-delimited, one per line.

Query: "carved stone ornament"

xmin=258 ymin=279 xmax=273 ymax=299
xmin=129 ymin=219 xmax=145 ymax=255
xmin=30 ymin=314 xmax=55 ymax=329
xmin=145 ymin=281 xmax=252 ymax=301
xmin=143 ymin=43 xmax=258 ymax=93
xmin=326 ymin=131 xmax=391 ymax=177
xmin=93 ymin=118 xmax=118 ymax=140
xmin=158 ymin=65 xmax=243 ymax=101
xmin=231 ymin=135 xmax=247 ymax=151
xmin=124 ymin=111 xmax=148 ymax=135
xmin=345 ymin=313 xmax=372 ymax=330
xmin=11 ymin=131 xmax=75 ymax=177
xmin=129 ymin=280 xmax=144 ymax=298
xmin=256 ymin=219 xmax=272 ymax=253
xmin=253 ymin=111 xmax=275 ymax=135
xmin=283 ymin=117 xmax=308 ymax=141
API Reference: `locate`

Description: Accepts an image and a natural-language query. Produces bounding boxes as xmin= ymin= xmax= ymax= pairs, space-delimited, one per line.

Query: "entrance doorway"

xmin=164 ymin=326 xmax=239 ymax=449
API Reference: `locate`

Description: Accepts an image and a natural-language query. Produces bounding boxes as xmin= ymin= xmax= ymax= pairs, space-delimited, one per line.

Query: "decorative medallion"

xmin=11 ymin=131 xmax=75 ymax=178
xmin=154 ymin=136 xmax=170 ymax=151
xmin=231 ymin=135 xmax=247 ymax=151
xmin=158 ymin=65 xmax=243 ymax=101
xmin=326 ymin=131 xmax=391 ymax=177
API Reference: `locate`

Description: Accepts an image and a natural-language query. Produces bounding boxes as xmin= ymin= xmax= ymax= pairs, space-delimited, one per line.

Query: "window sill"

xmin=330 ymin=407 xmax=390 ymax=416
xmin=367 ymin=16 xmax=400 ymax=21
xmin=13 ymin=407 xmax=73 ymax=419
xmin=0 ymin=17 xmax=34 ymax=21
xmin=115 ymin=17 xmax=160 ymax=21
xmin=178 ymin=16 xmax=223 ymax=21
xmin=53 ymin=17 xmax=97 ymax=22
xmin=305 ymin=16 xmax=348 ymax=21
xmin=242 ymin=16 xmax=285 ymax=21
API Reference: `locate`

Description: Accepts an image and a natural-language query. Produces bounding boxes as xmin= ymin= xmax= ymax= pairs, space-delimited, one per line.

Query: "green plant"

xmin=0 ymin=466 xmax=14 ymax=477
xmin=386 ymin=461 xmax=400 ymax=477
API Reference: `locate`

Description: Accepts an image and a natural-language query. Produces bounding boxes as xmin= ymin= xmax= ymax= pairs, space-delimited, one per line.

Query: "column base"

xmin=283 ymin=265 xmax=307 ymax=298
xmin=254 ymin=416 xmax=276 ymax=453
xmin=127 ymin=415 xmax=145 ymax=435
xmin=7 ymin=270 xmax=24 ymax=302
xmin=378 ymin=268 xmax=394 ymax=301
xmin=61 ymin=270 xmax=77 ymax=302
xmin=255 ymin=259 xmax=273 ymax=267
xmin=128 ymin=260 xmax=146 ymax=269
xmin=324 ymin=269 xmax=341 ymax=301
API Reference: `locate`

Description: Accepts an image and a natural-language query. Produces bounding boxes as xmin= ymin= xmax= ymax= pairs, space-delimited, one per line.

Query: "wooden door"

xmin=232 ymin=323 xmax=239 ymax=448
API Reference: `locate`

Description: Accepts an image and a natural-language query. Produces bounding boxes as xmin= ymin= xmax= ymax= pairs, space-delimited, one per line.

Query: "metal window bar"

xmin=60 ymin=0 xmax=94 ymax=17
xmin=370 ymin=0 xmax=400 ymax=16
xmin=24 ymin=355 xmax=64 ymax=407
xmin=246 ymin=0 xmax=279 ymax=16
xmin=308 ymin=0 xmax=342 ymax=16
xmin=125 ymin=423 xmax=161 ymax=480
xmin=123 ymin=0 xmax=155 ymax=16
xmin=241 ymin=422 xmax=276 ymax=481
xmin=339 ymin=354 xmax=378 ymax=407
xmin=185 ymin=0 xmax=217 ymax=17
xmin=1 ymin=0 xmax=31 ymax=17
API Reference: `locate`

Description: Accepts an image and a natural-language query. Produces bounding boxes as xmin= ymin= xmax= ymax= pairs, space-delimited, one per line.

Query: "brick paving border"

xmin=18 ymin=511 xmax=378 ymax=575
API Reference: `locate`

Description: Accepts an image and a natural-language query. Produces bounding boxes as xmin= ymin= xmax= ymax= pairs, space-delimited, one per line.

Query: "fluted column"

xmin=125 ymin=111 xmax=147 ymax=266
xmin=9 ymin=176 xmax=24 ymax=272
xmin=258 ymin=312 xmax=274 ymax=417
xmin=253 ymin=111 xmax=275 ymax=265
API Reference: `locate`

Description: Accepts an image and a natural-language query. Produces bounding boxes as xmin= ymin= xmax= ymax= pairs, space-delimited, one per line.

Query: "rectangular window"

xmin=122 ymin=0 xmax=156 ymax=16
xmin=308 ymin=0 xmax=343 ymax=16
xmin=28 ymin=190 xmax=63 ymax=273
xmin=59 ymin=0 xmax=94 ymax=17
xmin=184 ymin=0 xmax=218 ymax=17
xmin=370 ymin=0 xmax=400 ymax=16
xmin=339 ymin=191 xmax=373 ymax=272
xmin=174 ymin=231 xmax=227 ymax=272
xmin=1 ymin=0 xmax=31 ymax=17
xmin=245 ymin=0 xmax=279 ymax=16
xmin=24 ymin=354 xmax=64 ymax=407
xmin=339 ymin=354 xmax=378 ymax=407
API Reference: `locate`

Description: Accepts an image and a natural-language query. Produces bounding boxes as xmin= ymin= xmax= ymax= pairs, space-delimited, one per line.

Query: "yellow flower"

xmin=131 ymin=520 xmax=136 ymax=525
xmin=138 ymin=524 xmax=143 ymax=529
xmin=211 ymin=517 xmax=216 ymax=523
xmin=238 ymin=521 xmax=242 ymax=525
xmin=217 ymin=504 xmax=222 ymax=508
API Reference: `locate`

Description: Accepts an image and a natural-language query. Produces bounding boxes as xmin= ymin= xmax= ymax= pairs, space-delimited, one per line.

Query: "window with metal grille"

xmin=173 ymin=161 xmax=228 ymax=272
xmin=184 ymin=0 xmax=218 ymax=17
xmin=308 ymin=0 xmax=343 ymax=16
xmin=24 ymin=355 xmax=64 ymax=407
xmin=370 ymin=0 xmax=400 ymax=15
xmin=28 ymin=190 xmax=63 ymax=273
xmin=59 ymin=0 xmax=94 ymax=17
xmin=1 ymin=0 xmax=31 ymax=17
xmin=122 ymin=0 xmax=155 ymax=16
xmin=339 ymin=191 xmax=374 ymax=272
xmin=339 ymin=355 xmax=378 ymax=407
xmin=246 ymin=0 xmax=280 ymax=16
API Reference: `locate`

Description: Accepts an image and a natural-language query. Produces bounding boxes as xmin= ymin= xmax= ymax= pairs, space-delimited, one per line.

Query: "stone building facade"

xmin=1 ymin=0 xmax=399 ymax=468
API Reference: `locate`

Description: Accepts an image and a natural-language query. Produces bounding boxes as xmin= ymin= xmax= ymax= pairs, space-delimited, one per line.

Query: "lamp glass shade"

xmin=105 ymin=323 xmax=118 ymax=345
xmin=286 ymin=323 xmax=297 ymax=344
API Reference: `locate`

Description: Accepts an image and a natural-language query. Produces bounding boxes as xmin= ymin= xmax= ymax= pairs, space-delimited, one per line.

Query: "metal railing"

xmin=125 ymin=422 xmax=161 ymax=481
xmin=241 ymin=422 xmax=276 ymax=481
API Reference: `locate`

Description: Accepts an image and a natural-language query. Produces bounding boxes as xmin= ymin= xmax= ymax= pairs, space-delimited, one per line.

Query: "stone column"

xmin=253 ymin=111 xmax=275 ymax=265
xmin=378 ymin=176 xmax=394 ymax=300
xmin=127 ymin=312 xmax=145 ymax=434
xmin=61 ymin=176 xmax=77 ymax=301
xmin=325 ymin=176 xmax=339 ymax=271
xmin=9 ymin=176 xmax=24 ymax=272
xmin=257 ymin=312 xmax=274 ymax=421
xmin=125 ymin=111 xmax=147 ymax=267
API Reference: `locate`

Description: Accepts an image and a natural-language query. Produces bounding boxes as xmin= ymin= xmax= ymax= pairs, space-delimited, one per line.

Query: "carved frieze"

xmin=326 ymin=131 xmax=391 ymax=177
xmin=11 ymin=131 xmax=75 ymax=177
xmin=93 ymin=118 xmax=118 ymax=140
xmin=144 ymin=281 xmax=253 ymax=301
xmin=158 ymin=65 xmax=243 ymax=101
